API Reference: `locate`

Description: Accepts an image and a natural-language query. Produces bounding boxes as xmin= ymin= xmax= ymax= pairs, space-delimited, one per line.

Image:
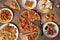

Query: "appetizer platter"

xmin=0 ymin=8 xmax=13 ymax=23
xmin=17 ymin=10 xmax=40 ymax=33
xmin=0 ymin=23 xmax=18 ymax=40
xmin=37 ymin=0 xmax=53 ymax=13
xmin=21 ymin=0 xmax=37 ymax=9
xmin=43 ymin=22 xmax=59 ymax=38
xmin=0 ymin=0 xmax=60 ymax=40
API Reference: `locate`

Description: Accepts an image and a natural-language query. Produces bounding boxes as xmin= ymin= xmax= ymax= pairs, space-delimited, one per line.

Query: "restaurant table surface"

xmin=0 ymin=0 xmax=60 ymax=40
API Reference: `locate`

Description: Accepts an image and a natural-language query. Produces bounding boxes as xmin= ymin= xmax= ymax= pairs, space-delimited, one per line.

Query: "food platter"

xmin=21 ymin=0 xmax=37 ymax=9
xmin=17 ymin=10 xmax=40 ymax=33
xmin=0 ymin=8 xmax=13 ymax=23
xmin=0 ymin=23 xmax=19 ymax=40
xmin=43 ymin=22 xmax=59 ymax=38
xmin=37 ymin=0 xmax=53 ymax=13
xmin=0 ymin=0 xmax=60 ymax=40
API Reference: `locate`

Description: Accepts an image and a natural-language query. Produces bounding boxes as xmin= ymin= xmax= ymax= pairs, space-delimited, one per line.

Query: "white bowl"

xmin=0 ymin=23 xmax=19 ymax=40
xmin=21 ymin=0 xmax=37 ymax=9
xmin=37 ymin=0 xmax=52 ymax=14
xmin=43 ymin=22 xmax=59 ymax=38
xmin=0 ymin=8 xmax=13 ymax=23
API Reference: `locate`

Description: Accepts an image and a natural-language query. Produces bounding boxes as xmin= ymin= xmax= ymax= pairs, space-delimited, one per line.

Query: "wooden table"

xmin=0 ymin=0 xmax=60 ymax=40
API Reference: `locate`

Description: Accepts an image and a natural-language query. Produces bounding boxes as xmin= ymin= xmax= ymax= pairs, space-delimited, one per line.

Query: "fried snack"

xmin=2 ymin=24 xmax=16 ymax=33
xmin=0 ymin=30 xmax=16 ymax=40
xmin=39 ymin=0 xmax=47 ymax=5
xmin=38 ymin=0 xmax=53 ymax=13
xmin=42 ymin=8 xmax=50 ymax=13
xmin=17 ymin=10 xmax=40 ymax=32
xmin=9 ymin=1 xmax=20 ymax=10
xmin=0 ymin=10 xmax=11 ymax=22
xmin=43 ymin=13 xmax=54 ymax=22
xmin=45 ymin=2 xmax=52 ymax=9
xmin=38 ymin=4 xmax=45 ymax=10
xmin=0 ymin=24 xmax=16 ymax=40
xmin=25 ymin=0 xmax=34 ymax=7
xmin=45 ymin=24 xmax=56 ymax=35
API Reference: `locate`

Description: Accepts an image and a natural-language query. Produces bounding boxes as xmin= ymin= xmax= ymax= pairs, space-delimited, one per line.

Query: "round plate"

xmin=17 ymin=10 xmax=40 ymax=33
xmin=43 ymin=22 xmax=59 ymax=38
xmin=0 ymin=23 xmax=19 ymax=40
xmin=37 ymin=0 xmax=52 ymax=13
xmin=0 ymin=8 xmax=13 ymax=23
xmin=21 ymin=0 xmax=37 ymax=9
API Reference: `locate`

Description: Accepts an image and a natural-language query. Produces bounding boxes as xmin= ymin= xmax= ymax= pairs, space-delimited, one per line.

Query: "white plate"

xmin=43 ymin=22 xmax=59 ymax=38
xmin=21 ymin=0 xmax=37 ymax=9
xmin=0 ymin=8 xmax=13 ymax=23
xmin=0 ymin=23 xmax=19 ymax=40
xmin=37 ymin=0 xmax=52 ymax=13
